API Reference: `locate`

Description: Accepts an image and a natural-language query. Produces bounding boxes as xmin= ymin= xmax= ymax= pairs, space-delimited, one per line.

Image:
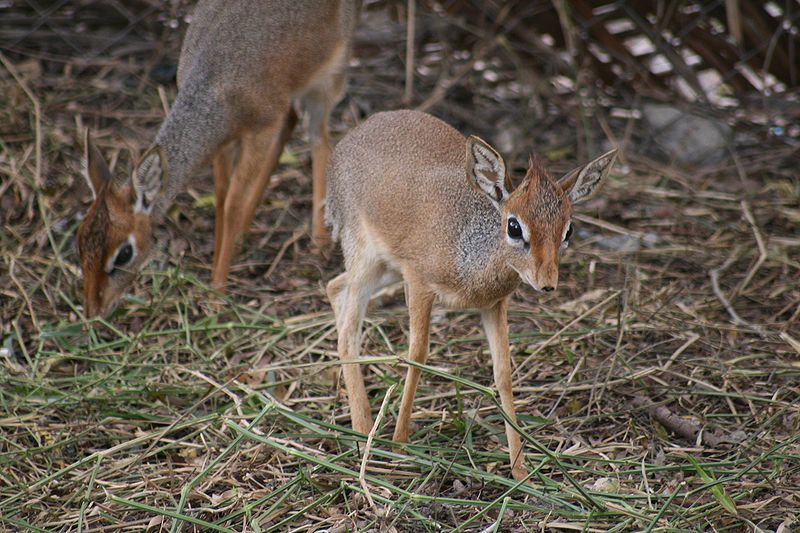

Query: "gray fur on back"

xmin=151 ymin=0 xmax=359 ymax=218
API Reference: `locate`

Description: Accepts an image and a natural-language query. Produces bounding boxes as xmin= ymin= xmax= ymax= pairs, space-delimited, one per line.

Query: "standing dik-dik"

xmin=326 ymin=110 xmax=616 ymax=480
xmin=76 ymin=0 xmax=360 ymax=316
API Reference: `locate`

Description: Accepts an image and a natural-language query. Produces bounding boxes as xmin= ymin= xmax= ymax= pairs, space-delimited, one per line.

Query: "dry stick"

xmin=552 ymin=0 xmax=587 ymax=159
xmin=633 ymin=396 xmax=723 ymax=447
xmin=709 ymin=246 xmax=750 ymax=327
xmin=416 ymin=39 xmax=499 ymax=113
xmin=264 ymin=227 xmax=305 ymax=280
xmin=780 ymin=332 xmax=800 ymax=355
xmin=553 ymin=0 xmax=578 ymax=64
xmin=403 ymin=0 xmax=416 ymax=105
xmin=359 ymin=383 xmax=397 ymax=512
xmin=661 ymin=333 xmax=700 ymax=372
xmin=725 ymin=0 xmax=743 ymax=46
xmin=761 ymin=11 xmax=788 ymax=86
xmin=157 ymin=85 xmax=171 ymax=116
xmin=591 ymin=274 xmax=630 ymax=413
xmin=733 ymin=200 xmax=768 ymax=298
xmin=573 ymin=213 xmax=646 ymax=239
xmin=545 ymin=354 xmax=585 ymax=418
xmin=7 ymin=257 xmax=39 ymax=331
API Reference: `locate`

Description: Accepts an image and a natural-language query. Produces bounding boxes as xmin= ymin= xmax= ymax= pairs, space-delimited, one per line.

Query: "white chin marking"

xmin=510 ymin=265 xmax=536 ymax=289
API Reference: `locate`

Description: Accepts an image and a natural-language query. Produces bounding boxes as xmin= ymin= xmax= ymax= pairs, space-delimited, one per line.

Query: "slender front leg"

xmin=481 ymin=298 xmax=527 ymax=480
xmin=393 ymin=277 xmax=435 ymax=443
xmin=306 ymin=77 xmax=345 ymax=248
xmin=211 ymin=144 xmax=233 ymax=278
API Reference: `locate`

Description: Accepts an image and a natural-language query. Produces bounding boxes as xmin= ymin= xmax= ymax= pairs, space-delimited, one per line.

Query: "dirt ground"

xmin=1 ymin=1 xmax=799 ymax=531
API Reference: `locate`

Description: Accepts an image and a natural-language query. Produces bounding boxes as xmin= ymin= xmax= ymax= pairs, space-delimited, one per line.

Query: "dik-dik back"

xmin=327 ymin=110 xmax=614 ymax=308
xmin=77 ymin=0 xmax=359 ymax=316
xmin=176 ymin=0 xmax=356 ymax=137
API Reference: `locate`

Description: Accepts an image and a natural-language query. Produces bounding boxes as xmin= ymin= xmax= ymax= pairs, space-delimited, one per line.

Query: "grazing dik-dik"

xmin=326 ymin=110 xmax=617 ymax=479
xmin=76 ymin=0 xmax=360 ymax=316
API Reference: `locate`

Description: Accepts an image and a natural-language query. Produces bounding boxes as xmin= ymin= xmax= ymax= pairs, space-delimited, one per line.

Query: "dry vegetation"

xmin=1 ymin=1 xmax=799 ymax=531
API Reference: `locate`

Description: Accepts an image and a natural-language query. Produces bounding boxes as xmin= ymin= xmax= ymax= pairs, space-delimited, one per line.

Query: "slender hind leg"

xmin=305 ymin=73 xmax=345 ymax=247
xmin=328 ymin=252 xmax=398 ymax=433
xmin=240 ymin=109 xmax=298 ymax=235
xmin=211 ymin=108 xmax=298 ymax=288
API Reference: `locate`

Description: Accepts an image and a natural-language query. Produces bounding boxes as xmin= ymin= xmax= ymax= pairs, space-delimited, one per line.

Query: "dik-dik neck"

xmin=453 ymin=210 xmax=521 ymax=307
xmin=150 ymin=88 xmax=227 ymax=221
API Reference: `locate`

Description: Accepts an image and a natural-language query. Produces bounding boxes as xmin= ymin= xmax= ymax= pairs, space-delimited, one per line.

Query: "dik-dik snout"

xmin=76 ymin=131 xmax=165 ymax=316
xmin=501 ymin=203 xmax=570 ymax=294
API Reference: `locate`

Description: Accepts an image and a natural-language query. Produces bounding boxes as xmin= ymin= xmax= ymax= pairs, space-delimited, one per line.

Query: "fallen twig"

xmin=403 ymin=0 xmax=415 ymax=105
xmin=633 ymin=396 xmax=723 ymax=447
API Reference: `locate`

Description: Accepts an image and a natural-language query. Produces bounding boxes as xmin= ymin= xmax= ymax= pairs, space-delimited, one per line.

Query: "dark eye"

xmin=564 ymin=224 xmax=573 ymax=242
xmin=114 ymin=243 xmax=133 ymax=268
xmin=507 ymin=217 xmax=523 ymax=239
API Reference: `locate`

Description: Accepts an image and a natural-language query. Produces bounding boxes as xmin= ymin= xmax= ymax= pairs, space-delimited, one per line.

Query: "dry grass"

xmin=1 ymin=2 xmax=799 ymax=532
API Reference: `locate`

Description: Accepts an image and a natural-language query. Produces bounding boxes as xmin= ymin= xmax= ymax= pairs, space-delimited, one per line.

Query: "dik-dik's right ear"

xmin=558 ymin=148 xmax=618 ymax=204
xmin=132 ymin=145 xmax=168 ymax=215
xmin=466 ymin=136 xmax=511 ymax=209
xmin=82 ymin=129 xmax=112 ymax=199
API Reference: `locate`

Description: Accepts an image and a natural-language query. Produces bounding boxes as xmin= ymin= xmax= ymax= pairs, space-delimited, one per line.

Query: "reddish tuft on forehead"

xmin=510 ymin=155 xmax=570 ymax=225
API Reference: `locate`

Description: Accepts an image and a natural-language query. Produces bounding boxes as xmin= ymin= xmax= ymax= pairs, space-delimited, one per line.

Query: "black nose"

xmin=542 ymin=286 xmax=554 ymax=292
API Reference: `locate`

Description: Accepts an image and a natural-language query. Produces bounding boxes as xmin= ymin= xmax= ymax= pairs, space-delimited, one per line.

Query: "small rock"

xmin=643 ymin=103 xmax=731 ymax=166
xmin=589 ymin=477 xmax=620 ymax=493
xmin=169 ymin=237 xmax=188 ymax=257
xmin=723 ymin=430 xmax=748 ymax=444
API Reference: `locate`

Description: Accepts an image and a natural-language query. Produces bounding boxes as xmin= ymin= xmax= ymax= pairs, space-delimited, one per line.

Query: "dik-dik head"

xmin=466 ymin=136 xmax=617 ymax=292
xmin=76 ymin=131 xmax=168 ymax=316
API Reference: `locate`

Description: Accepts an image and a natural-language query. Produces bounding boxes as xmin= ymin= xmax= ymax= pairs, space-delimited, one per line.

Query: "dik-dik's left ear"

xmin=132 ymin=145 xmax=168 ymax=215
xmin=558 ymin=148 xmax=618 ymax=204
xmin=82 ymin=129 xmax=112 ymax=199
xmin=466 ymin=135 xmax=512 ymax=209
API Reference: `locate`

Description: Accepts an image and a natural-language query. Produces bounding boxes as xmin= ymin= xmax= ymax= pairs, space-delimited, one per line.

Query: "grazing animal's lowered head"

xmin=76 ymin=131 xmax=168 ymax=317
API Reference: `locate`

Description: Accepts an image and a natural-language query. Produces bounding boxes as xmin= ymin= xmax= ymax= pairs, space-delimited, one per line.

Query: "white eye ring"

xmin=505 ymin=213 xmax=530 ymax=247
xmin=105 ymin=235 xmax=137 ymax=273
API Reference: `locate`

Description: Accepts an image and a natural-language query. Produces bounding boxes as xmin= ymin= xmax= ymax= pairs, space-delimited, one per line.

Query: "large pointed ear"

xmin=466 ymin=136 xmax=511 ymax=209
xmin=82 ymin=129 xmax=112 ymax=199
xmin=132 ymin=145 xmax=168 ymax=215
xmin=558 ymin=148 xmax=618 ymax=204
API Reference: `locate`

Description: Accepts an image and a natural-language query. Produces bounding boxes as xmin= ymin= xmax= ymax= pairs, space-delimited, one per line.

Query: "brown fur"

xmin=325 ymin=110 xmax=616 ymax=481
